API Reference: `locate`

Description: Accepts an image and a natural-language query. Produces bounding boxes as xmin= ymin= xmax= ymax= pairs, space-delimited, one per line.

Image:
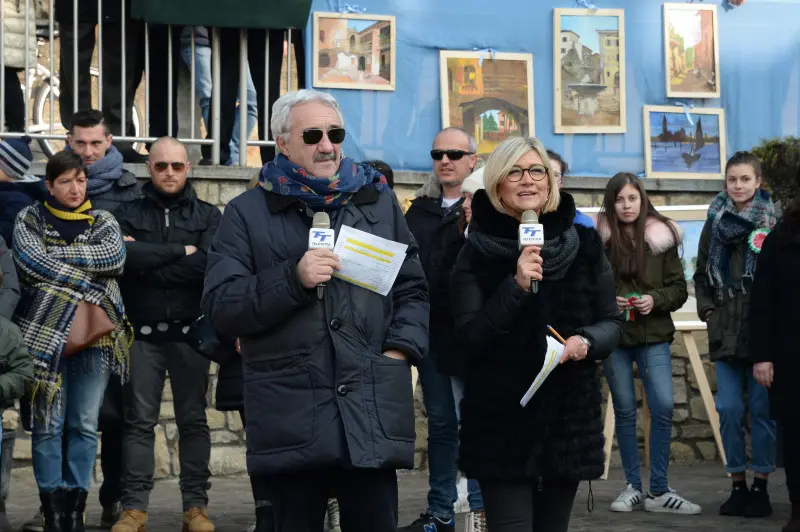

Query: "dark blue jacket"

xmin=0 ymin=181 xmax=46 ymax=246
xmin=203 ymin=184 xmax=429 ymax=475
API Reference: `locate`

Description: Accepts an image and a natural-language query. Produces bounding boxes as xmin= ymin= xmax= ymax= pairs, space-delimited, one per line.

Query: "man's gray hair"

xmin=270 ymin=89 xmax=345 ymax=141
xmin=434 ymin=126 xmax=478 ymax=154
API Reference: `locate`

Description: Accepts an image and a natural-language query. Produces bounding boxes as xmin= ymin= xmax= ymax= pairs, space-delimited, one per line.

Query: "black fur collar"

xmin=470 ymin=189 xmax=578 ymax=240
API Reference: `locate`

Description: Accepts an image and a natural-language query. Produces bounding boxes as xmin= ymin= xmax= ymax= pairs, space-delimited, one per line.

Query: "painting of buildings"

xmin=643 ymin=105 xmax=727 ymax=179
xmin=664 ymin=4 xmax=720 ymax=98
xmin=439 ymin=51 xmax=534 ymax=156
xmin=312 ymin=12 xmax=395 ymax=91
xmin=553 ymin=8 xmax=626 ymax=134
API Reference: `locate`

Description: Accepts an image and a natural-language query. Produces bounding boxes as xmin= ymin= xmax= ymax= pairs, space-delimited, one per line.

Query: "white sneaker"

xmin=465 ymin=510 xmax=487 ymax=532
xmin=644 ymin=489 xmax=702 ymax=514
xmin=610 ymin=484 xmax=644 ymax=512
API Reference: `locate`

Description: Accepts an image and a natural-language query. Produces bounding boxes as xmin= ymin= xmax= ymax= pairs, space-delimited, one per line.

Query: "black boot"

xmin=61 ymin=489 xmax=87 ymax=532
xmin=745 ymin=479 xmax=773 ymax=518
xmin=255 ymin=503 xmax=275 ymax=532
xmin=39 ymin=490 xmax=65 ymax=532
xmin=720 ymin=481 xmax=749 ymax=516
xmin=784 ymin=504 xmax=800 ymax=532
xmin=0 ymin=500 xmax=12 ymax=532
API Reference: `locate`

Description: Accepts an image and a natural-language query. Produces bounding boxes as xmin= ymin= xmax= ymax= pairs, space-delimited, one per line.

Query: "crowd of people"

xmin=0 ymin=83 xmax=797 ymax=532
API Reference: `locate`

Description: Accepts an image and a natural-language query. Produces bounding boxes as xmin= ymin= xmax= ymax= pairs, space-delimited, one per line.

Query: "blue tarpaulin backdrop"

xmin=303 ymin=0 xmax=800 ymax=176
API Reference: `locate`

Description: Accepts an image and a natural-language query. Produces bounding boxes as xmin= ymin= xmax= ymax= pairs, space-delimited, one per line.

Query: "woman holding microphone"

xmin=450 ymin=137 xmax=622 ymax=531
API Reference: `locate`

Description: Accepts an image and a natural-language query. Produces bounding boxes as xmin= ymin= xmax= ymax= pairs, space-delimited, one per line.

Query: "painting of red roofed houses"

xmin=313 ymin=12 xmax=396 ymax=91
xmin=439 ymin=50 xmax=534 ymax=157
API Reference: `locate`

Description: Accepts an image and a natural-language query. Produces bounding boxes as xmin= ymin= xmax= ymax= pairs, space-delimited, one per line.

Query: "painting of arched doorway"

xmin=459 ymin=98 xmax=529 ymax=154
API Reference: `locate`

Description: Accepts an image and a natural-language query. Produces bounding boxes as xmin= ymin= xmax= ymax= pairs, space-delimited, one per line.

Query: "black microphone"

xmin=518 ymin=210 xmax=544 ymax=294
xmin=309 ymin=212 xmax=335 ymax=300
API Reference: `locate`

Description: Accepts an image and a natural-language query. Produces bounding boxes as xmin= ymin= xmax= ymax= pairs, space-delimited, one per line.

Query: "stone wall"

xmin=4 ymin=175 xmax=723 ymax=480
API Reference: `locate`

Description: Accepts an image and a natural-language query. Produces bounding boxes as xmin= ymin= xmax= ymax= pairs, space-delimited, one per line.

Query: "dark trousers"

xmin=120 ymin=340 xmax=210 ymax=511
xmin=204 ymin=27 xmax=305 ymax=164
xmin=265 ymin=468 xmax=397 ymax=532
xmin=785 ymin=421 xmax=800 ymax=504
xmin=478 ymin=479 xmax=578 ymax=532
xmin=3 ymin=67 xmax=25 ymax=132
xmin=58 ymin=19 xmax=179 ymax=144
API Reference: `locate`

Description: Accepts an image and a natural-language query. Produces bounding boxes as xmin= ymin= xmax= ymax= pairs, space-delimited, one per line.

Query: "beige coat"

xmin=3 ymin=0 xmax=37 ymax=69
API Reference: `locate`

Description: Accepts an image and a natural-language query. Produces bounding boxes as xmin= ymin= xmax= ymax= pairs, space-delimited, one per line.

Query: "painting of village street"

xmin=439 ymin=51 xmax=534 ymax=156
xmin=664 ymin=4 xmax=720 ymax=98
xmin=312 ymin=13 xmax=395 ymax=91
xmin=554 ymin=9 xmax=626 ymax=134
xmin=643 ymin=105 xmax=726 ymax=179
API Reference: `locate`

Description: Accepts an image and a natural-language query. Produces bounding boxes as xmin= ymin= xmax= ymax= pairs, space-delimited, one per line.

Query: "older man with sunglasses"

xmin=202 ymin=89 xmax=428 ymax=532
xmin=111 ymin=137 xmax=221 ymax=532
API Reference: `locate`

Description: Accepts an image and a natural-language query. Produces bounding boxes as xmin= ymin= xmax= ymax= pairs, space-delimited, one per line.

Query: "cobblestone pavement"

xmin=4 ymin=463 xmax=790 ymax=531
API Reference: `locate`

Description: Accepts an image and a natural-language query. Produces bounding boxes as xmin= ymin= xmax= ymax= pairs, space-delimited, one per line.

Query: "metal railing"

xmin=0 ymin=0 xmax=294 ymax=166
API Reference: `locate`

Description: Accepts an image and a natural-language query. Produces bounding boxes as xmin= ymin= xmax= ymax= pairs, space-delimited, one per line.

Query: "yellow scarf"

xmin=44 ymin=200 xmax=95 ymax=225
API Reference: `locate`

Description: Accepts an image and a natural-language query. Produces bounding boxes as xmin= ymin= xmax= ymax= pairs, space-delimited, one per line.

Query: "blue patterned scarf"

xmin=706 ymin=188 xmax=777 ymax=294
xmin=65 ymin=144 xmax=125 ymax=196
xmin=258 ymin=154 xmax=388 ymax=209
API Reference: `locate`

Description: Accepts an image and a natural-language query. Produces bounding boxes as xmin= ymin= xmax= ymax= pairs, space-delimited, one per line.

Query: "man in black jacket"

xmin=401 ymin=127 xmax=479 ymax=532
xmin=203 ymin=89 xmax=428 ymax=532
xmin=111 ymin=137 xmax=220 ymax=532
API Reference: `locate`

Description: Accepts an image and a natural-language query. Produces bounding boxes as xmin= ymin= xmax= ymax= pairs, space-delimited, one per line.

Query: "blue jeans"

xmin=715 ymin=360 xmax=776 ymax=474
xmin=32 ymin=353 xmax=110 ymax=492
xmin=603 ymin=343 xmax=674 ymax=494
xmin=180 ymin=43 xmax=258 ymax=165
xmin=451 ymin=377 xmax=484 ymax=512
xmin=418 ymin=351 xmax=458 ymax=520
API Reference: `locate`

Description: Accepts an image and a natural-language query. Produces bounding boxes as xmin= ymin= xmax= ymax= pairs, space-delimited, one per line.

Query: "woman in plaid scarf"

xmin=12 ymin=150 xmax=132 ymax=531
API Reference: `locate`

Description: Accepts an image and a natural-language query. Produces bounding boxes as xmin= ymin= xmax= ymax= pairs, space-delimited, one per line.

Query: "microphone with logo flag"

xmin=309 ymin=212 xmax=335 ymax=299
xmin=518 ymin=210 xmax=544 ymax=294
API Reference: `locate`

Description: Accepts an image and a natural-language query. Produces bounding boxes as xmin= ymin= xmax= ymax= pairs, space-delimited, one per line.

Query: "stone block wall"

xmin=4 ymin=177 xmax=723 ymax=479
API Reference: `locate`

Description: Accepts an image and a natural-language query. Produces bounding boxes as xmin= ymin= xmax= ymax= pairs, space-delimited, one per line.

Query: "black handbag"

xmin=185 ymin=315 xmax=236 ymax=365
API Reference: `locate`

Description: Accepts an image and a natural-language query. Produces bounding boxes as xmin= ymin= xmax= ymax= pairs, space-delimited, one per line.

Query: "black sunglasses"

xmin=302 ymin=127 xmax=346 ymax=145
xmin=430 ymin=149 xmax=474 ymax=161
xmin=152 ymin=161 xmax=187 ymax=172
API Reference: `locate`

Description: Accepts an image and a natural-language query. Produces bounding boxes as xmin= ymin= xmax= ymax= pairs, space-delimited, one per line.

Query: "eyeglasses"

xmin=152 ymin=161 xmax=187 ymax=172
xmin=505 ymin=165 xmax=548 ymax=182
xmin=430 ymin=149 xmax=474 ymax=161
xmin=302 ymin=127 xmax=346 ymax=145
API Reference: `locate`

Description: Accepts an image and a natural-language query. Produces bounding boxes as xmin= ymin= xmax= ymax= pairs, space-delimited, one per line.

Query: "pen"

xmin=547 ymin=325 xmax=567 ymax=345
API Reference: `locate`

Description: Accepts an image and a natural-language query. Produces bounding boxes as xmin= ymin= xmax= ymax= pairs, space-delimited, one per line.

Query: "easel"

xmin=601 ymin=320 xmax=726 ymax=479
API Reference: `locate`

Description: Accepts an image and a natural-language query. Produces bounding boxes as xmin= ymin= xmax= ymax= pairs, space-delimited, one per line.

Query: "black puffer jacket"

xmin=405 ymin=177 xmax=465 ymax=376
xmin=114 ymin=181 xmax=221 ymax=329
xmin=203 ymin=184 xmax=429 ymax=476
xmin=90 ymin=171 xmax=143 ymax=213
xmin=55 ymin=0 xmax=130 ymax=23
xmin=451 ymin=190 xmax=622 ymax=482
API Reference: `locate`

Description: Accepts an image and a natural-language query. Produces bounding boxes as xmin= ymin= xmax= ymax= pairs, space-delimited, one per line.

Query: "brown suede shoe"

xmin=182 ymin=507 xmax=215 ymax=532
xmin=111 ymin=510 xmax=147 ymax=532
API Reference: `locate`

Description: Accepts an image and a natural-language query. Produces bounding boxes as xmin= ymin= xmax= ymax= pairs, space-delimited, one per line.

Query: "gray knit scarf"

xmin=469 ymin=223 xmax=580 ymax=281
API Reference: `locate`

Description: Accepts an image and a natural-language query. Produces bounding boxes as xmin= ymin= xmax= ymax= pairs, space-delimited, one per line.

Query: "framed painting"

xmin=643 ymin=105 xmax=726 ymax=179
xmin=312 ymin=12 xmax=396 ymax=91
xmin=439 ymin=50 xmax=534 ymax=158
xmin=581 ymin=204 xmax=709 ymax=322
xmin=553 ymin=8 xmax=626 ymax=134
xmin=664 ymin=3 xmax=721 ymax=99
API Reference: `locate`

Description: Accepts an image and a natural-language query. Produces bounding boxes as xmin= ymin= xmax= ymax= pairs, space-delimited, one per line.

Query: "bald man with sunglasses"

xmin=111 ymin=137 xmax=221 ymax=532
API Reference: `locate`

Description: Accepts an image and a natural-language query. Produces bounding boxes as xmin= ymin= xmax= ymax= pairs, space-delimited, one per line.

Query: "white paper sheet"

xmin=332 ymin=225 xmax=408 ymax=296
xmin=520 ymin=336 xmax=565 ymax=407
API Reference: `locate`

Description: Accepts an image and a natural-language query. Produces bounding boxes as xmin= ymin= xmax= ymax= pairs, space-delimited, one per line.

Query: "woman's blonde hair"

xmin=483 ymin=137 xmax=561 ymax=216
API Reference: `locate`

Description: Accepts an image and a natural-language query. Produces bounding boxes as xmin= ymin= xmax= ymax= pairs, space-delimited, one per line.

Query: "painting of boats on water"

xmin=553 ymin=8 xmax=626 ymax=134
xmin=643 ymin=105 xmax=726 ymax=179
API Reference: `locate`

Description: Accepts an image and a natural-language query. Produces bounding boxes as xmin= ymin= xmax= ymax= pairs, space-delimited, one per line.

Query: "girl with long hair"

xmin=598 ymin=173 xmax=700 ymax=515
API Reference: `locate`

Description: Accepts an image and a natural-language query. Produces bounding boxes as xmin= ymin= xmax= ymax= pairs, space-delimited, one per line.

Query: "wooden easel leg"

xmin=602 ymin=392 xmax=615 ymax=480
xmin=411 ymin=366 xmax=419 ymax=398
xmin=682 ymin=330 xmax=727 ymax=467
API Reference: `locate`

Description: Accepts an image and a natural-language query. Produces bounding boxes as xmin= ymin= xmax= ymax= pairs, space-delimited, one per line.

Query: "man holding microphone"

xmin=203 ymin=89 xmax=429 ymax=532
